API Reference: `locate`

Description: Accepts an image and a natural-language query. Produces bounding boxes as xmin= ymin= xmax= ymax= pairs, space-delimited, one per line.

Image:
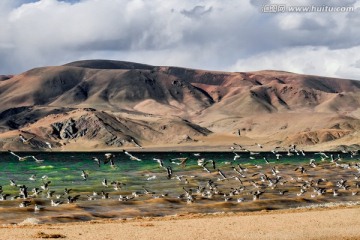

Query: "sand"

xmin=2 ymin=206 xmax=360 ymax=240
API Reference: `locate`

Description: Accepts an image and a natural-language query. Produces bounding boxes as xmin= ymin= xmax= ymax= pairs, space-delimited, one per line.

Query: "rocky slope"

xmin=0 ymin=60 xmax=359 ymax=151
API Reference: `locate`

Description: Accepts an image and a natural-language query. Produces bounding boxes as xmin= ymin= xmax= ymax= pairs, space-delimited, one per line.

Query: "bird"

xmin=203 ymin=159 xmax=216 ymax=170
xmin=153 ymin=158 xmax=164 ymax=168
xmin=104 ymin=153 xmax=116 ymax=168
xmin=294 ymin=166 xmax=306 ymax=174
xmin=131 ymin=139 xmax=143 ymax=149
xmin=34 ymin=204 xmax=43 ymax=212
xmin=81 ymin=170 xmax=89 ymax=180
xmin=45 ymin=142 xmax=52 ymax=150
xmin=31 ymin=156 xmax=44 ymax=163
xmin=217 ymin=169 xmax=228 ymax=181
xmin=123 ymin=150 xmax=142 ymax=161
xmin=29 ymin=174 xmax=37 ymax=181
xmin=92 ymin=157 xmax=101 ymax=167
xmin=170 ymin=157 xmax=188 ymax=167
xmin=166 ymin=166 xmax=173 ymax=179
xmin=19 ymin=134 xmax=34 ymax=144
xmin=233 ymin=152 xmax=240 ymax=161
xmin=51 ymin=199 xmax=63 ymax=207
xmin=19 ymin=201 xmax=31 ymax=208
xmin=102 ymin=179 xmax=108 ymax=187
xmin=8 ymin=150 xmax=33 ymax=161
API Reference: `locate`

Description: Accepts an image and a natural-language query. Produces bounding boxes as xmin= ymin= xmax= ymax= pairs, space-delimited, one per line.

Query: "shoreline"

xmin=2 ymin=205 xmax=360 ymax=239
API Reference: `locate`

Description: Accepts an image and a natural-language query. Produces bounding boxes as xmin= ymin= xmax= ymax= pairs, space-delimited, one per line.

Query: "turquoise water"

xmin=0 ymin=151 xmax=358 ymax=224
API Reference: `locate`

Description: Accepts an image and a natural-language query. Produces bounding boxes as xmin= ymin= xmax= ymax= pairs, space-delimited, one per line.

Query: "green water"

xmin=0 ymin=151 xmax=358 ymax=224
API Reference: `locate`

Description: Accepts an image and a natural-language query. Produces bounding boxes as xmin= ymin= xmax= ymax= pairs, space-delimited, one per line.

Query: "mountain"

xmin=0 ymin=60 xmax=359 ymax=151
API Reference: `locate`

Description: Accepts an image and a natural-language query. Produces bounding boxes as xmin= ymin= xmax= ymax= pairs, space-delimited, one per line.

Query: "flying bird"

xmin=123 ymin=150 xmax=142 ymax=161
xmin=8 ymin=150 xmax=33 ymax=161
xmin=19 ymin=134 xmax=34 ymax=144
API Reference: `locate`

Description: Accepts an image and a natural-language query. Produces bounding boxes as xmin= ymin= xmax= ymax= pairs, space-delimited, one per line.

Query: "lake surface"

xmin=0 ymin=151 xmax=359 ymax=224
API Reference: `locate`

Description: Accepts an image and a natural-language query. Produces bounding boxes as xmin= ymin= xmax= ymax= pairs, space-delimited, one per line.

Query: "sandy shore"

xmin=1 ymin=206 xmax=360 ymax=240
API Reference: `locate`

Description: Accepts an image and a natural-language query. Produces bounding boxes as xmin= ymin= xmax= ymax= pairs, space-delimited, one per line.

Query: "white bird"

xmin=29 ymin=174 xmax=37 ymax=181
xmin=123 ymin=150 xmax=142 ymax=161
xmin=31 ymin=156 xmax=44 ymax=163
xmin=8 ymin=150 xmax=33 ymax=161
xmin=81 ymin=170 xmax=88 ymax=180
xmin=45 ymin=142 xmax=52 ymax=150
xmin=153 ymin=158 xmax=164 ymax=168
xmin=233 ymin=152 xmax=240 ymax=161
xmin=19 ymin=134 xmax=34 ymax=144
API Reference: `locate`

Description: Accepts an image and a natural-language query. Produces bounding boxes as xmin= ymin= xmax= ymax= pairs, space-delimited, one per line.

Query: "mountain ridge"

xmin=0 ymin=60 xmax=359 ymax=151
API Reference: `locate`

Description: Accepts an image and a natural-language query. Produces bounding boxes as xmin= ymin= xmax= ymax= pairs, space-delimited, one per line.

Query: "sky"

xmin=0 ymin=0 xmax=359 ymax=79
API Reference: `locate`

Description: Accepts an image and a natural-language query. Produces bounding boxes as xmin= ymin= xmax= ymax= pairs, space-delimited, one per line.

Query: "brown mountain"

xmin=0 ymin=60 xmax=359 ymax=151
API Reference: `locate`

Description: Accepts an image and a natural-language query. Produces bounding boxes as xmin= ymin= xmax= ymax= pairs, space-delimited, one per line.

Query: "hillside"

xmin=0 ymin=60 xmax=359 ymax=151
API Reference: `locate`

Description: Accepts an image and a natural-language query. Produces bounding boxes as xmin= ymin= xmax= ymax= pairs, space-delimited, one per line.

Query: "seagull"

xmin=45 ymin=142 xmax=52 ymax=150
xmin=251 ymin=190 xmax=264 ymax=201
xmin=294 ymin=166 xmax=306 ymax=174
xmin=19 ymin=201 xmax=31 ymax=208
xmin=233 ymin=152 xmax=240 ymax=161
xmin=171 ymin=157 xmax=188 ymax=167
xmin=203 ymin=159 xmax=216 ymax=170
xmin=166 ymin=166 xmax=173 ymax=179
xmin=217 ymin=169 xmax=228 ymax=181
xmin=34 ymin=204 xmax=43 ymax=212
xmin=102 ymin=179 xmax=108 ymax=187
xmin=19 ymin=134 xmax=34 ymax=144
xmin=153 ymin=158 xmax=164 ymax=168
xmin=92 ymin=157 xmax=101 ymax=167
xmin=51 ymin=199 xmax=63 ymax=207
xmin=40 ymin=181 xmax=51 ymax=191
xmin=131 ymin=138 xmax=143 ymax=149
xmin=10 ymin=179 xmax=17 ymax=187
xmin=104 ymin=153 xmax=116 ymax=167
xmin=31 ymin=156 xmax=44 ymax=163
xmin=309 ymin=159 xmax=317 ymax=168
xmin=123 ymin=150 xmax=142 ymax=161
xmin=8 ymin=150 xmax=33 ymax=161
xmin=81 ymin=170 xmax=88 ymax=180
xmin=29 ymin=174 xmax=37 ymax=181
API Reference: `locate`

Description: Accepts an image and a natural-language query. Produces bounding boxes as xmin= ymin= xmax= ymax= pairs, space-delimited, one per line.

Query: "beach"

xmin=1 ymin=206 xmax=360 ymax=240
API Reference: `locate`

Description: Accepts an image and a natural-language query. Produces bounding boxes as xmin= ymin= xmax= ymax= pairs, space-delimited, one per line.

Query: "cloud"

xmin=181 ymin=5 xmax=213 ymax=19
xmin=230 ymin=46 xmax=360 ymax=80
xmin=0 ymin=0 xmax=359 ymax=80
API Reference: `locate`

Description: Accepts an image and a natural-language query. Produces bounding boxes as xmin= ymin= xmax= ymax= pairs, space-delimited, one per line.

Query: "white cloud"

xmin=0 ymin=0 xmax=359 ymax=80
xmin=230 ymin=46 xmax=360 ymax=80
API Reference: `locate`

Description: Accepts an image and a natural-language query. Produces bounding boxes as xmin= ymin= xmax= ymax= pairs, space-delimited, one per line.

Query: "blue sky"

xmin=0 ymin=0 xmax=359 ymax=79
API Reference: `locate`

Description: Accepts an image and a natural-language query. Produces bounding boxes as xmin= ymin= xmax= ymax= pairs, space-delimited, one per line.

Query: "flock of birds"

xmin=1 ymin=135 xmax=360 ymax=218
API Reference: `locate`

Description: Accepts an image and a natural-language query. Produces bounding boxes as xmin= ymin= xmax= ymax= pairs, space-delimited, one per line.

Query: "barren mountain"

xmin=0 ymin=60 xmax=359 ymax=151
